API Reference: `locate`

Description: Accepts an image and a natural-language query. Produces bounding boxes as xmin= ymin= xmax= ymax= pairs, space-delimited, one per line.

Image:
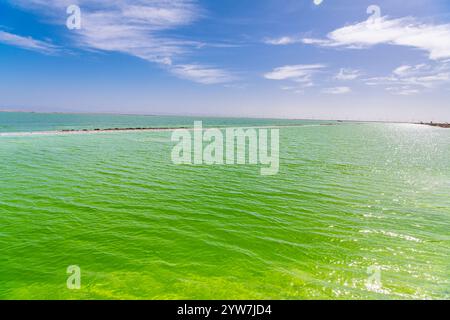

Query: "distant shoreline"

xmin=2 ymin=109 xmax=449 ymax=125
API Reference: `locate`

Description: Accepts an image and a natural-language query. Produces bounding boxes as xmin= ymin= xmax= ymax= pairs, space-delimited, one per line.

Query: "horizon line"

xmin=1 ymin=108 xmax=443 ymax=125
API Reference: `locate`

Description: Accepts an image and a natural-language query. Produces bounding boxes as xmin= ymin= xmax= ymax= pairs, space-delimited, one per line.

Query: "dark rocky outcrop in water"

xmin=61 ymin=127 xmax=189 ymax=133
xmin=420 ymin=122 xmax=450 ymax=128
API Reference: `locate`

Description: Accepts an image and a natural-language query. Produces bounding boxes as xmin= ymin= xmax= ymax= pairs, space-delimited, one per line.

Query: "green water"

xmin=0 ymin=113 xmax=449 ymax=299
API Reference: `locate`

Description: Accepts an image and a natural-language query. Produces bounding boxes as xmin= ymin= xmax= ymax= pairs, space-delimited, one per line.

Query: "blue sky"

xmin=1 ymin=0 xmax=450 ymax=121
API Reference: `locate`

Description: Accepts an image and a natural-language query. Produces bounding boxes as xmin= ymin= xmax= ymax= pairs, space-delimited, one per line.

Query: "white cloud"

xmin=393 ymin=64 xmax=430 ymax=77
xmin=8 ymin=0 xmax=235 ymax=84
xmin=366 ymin=62 xmax=450 ymax=95
xmin=170 ymin=64 xmax=236 ymax=84
xmin=264 ymin=36 xmax=302 ymax=45
xmin=302 ymin=38 xmax=331 ymax=46
xmin=335 ymin=68 xmax=361 ymax=80
xmin=264 ymin=64 xmax=325 ymax=92
xmin=0 ymin=30 xmax=59 ymax=54
xmin=70 ymin=1 xmax=201 ymax=64
xmin=264 ymin=64 xmax=325 ymax=81
xmin=302 ymin=16 xmax=450 ymax=60
xmin=393 ymin=65 xmax=413 ymax=76
xmin=322 ymin=87 xmax=351 ymax=94
xmin=11 ymin=1 xmax=199 ymax=62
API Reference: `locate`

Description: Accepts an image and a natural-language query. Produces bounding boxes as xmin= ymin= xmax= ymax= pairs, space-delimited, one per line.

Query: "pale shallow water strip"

xmin=0 ymin=124 xmax=337 ymax=137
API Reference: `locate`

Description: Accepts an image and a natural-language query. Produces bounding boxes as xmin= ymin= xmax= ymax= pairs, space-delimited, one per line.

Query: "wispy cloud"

xmin=322 ymin=86 xmax=351 ymax=94
xmin=302 ymin=16 xmax=450 ymax=60
xmin=365 ymin=61 xmax=450 ymax=95
xmin=170 ymin=64 xmax=236 ymax=84
xmin=69 ymin=1 xmax=202 ymax=64
xmin=9 ymin=0 xmax=235 ymax=84
xmin=393 ymin=64 xmax=429 ymax=77
xmin=264 ymin=64 xmax=325 ymax=92
xmin=335 ymin=68 xmax=361 ymax=81
xmin=0 ymin=30 xmax=59 ymax=54
xmin=263 ymin=36 xmax=302 ymax=45
xmin=264 ymin=64 xmax=324 ymax=81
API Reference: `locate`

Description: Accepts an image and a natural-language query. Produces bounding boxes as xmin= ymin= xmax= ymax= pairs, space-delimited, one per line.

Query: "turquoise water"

xmin=0 ymin=112 xmax=449 ymax=299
